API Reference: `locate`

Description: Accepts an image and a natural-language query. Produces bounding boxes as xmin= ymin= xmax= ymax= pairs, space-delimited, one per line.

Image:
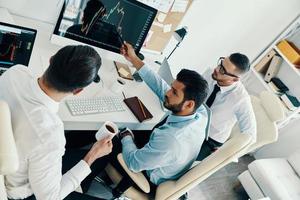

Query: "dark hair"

xmin=229 ymin=53 xmax=250 ymax=73
xmin=83 ymin=0 xmax=106 ymax=27
xmin=44 ymin=45 xmax=101 ymax=92
xmin=176 ymin=69 xmax=208 ymax=111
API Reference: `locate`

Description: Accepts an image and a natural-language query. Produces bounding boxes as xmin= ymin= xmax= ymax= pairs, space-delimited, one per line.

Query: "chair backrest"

xmin=230 ymin=91 xmax=284 ymax=153
xmin=0 ymin=101 xmax=19 ymax=200
xmin=155 ymin=133 xmax=252 ymax=200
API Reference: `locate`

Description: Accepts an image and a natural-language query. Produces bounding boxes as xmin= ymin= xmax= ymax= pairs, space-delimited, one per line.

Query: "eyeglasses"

xmin=217 ymin=57 xmax=239 ymax=78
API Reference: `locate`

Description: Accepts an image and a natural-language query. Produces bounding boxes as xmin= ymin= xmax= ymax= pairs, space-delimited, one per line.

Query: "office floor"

xmin=188 ymin=155 xmax=253 ymax=200
xmin=86 ymin=155 xmax=254 ymax=200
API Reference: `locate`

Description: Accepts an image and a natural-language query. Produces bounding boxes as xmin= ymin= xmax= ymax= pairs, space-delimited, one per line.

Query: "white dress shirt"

xmin=202 ymin=68 xmax=257 ymax=143
xmin=0 ymin=65 xmax=91 ymax=200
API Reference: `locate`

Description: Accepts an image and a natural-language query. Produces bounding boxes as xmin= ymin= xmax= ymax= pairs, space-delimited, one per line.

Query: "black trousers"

xmin=62 ymin=149 xmax=110 ymax=194
xmin=10 ymin=131 xmax=108 ymax=200
xmin=197 ymin=137 xmax=223 ymax=161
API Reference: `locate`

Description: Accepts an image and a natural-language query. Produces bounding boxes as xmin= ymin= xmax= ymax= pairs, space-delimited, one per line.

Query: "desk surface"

xmin=10 ymin=15 xmax=166 ymax=131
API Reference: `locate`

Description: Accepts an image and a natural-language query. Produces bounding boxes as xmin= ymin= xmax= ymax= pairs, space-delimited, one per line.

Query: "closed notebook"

xmin=123 ymin=96 xmax=153 ymax=122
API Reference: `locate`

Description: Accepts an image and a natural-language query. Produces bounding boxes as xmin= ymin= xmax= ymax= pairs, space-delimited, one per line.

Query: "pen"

xmin=137 ymin=98 xmax=147 ymax=119
xmin=122 ymin=91 xmax=126 ymax=99
xmin=117 ymin=31 xmax=125 ymax=45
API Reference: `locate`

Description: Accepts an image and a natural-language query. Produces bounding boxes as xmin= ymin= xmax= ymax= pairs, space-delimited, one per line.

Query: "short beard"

xmin=164 ymin=99 xmax=185 ymax=114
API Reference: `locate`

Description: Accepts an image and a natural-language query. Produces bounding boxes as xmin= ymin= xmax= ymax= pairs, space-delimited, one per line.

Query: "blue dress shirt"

xmin=121 ymin=64 xmax=208 ymax=185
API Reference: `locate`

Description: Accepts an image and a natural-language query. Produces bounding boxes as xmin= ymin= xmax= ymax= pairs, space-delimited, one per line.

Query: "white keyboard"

xmin=66 ymin=96 xmax=125 ymax=116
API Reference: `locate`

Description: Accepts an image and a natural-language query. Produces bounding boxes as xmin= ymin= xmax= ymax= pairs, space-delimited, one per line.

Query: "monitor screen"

xmin=0 ymin=22 xmax=37 ymax=68
xmin=53 ymin=0 xmax=157 ymax=54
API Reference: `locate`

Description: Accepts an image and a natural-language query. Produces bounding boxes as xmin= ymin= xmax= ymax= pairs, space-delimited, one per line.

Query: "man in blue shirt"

xmin=111 ymin=42 xmax=209 ymax=196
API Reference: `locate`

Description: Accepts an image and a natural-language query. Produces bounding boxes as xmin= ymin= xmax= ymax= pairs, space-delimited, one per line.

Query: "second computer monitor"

xmin=0 ymin=22 xmax=36 ymax=69
xmin=52 ymin=0 xmax=157 ymax=61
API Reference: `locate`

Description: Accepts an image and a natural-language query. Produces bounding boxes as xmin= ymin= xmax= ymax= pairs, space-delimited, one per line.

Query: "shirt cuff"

xmin=69 ymin=160 xmax=91 ymax=181
xmin=138 ymin=64 xmax=149 ymax=75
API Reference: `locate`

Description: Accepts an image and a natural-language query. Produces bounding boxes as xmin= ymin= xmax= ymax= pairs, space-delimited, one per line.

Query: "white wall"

xmin=165 ymin=0 xmax=300 ymax=75
xmin=0 ymin=0 xmax=64 ymax=24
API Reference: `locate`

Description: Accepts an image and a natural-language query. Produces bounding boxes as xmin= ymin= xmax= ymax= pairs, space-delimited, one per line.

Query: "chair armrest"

xmin=0 ymin=101 xmax=18 ymax=174
xmin=117 ymin=154 xmax=150 ymax=193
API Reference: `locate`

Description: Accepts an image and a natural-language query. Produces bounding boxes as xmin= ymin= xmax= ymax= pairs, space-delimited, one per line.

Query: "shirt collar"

xmin=31 ymin=79 xmax=59 ymax=113
xmin=166 ymin=111 xmax=197 ymax=123
xmin=217 ymin=81 xmax=239 ymax=94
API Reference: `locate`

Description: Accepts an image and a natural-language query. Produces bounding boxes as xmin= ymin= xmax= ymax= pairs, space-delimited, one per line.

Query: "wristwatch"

xmin=119 ymin=127 xmax=134 ymax=139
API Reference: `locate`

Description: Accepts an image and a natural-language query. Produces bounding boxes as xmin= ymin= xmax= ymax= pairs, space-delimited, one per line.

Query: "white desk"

xmin=10 ymin=15 xmax=165 ymax=131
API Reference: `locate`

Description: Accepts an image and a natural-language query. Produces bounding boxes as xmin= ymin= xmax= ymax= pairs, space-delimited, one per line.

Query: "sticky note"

xmin=163 ymin=24 xmax=172 ymax=33
xmin=157 ymin=13 xmax=167 ymax=23
xmin=118 ymin=67 xmax=130 ymax=77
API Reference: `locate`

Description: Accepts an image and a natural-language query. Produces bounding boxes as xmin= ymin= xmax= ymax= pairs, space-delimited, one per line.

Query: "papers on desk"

xmin=138 ymin=0 xmax=175 ymax=13
xmin=171 ymin=0 xmax=189 ymax=13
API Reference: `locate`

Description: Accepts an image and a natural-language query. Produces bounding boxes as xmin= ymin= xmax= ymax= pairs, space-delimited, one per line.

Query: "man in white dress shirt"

xmin=197 ymin=53 xmax=257 ymax=160
xmin=0 ymin=45 xmax=112 ymax=200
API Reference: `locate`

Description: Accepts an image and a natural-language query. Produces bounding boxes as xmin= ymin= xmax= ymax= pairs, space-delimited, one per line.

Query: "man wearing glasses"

xmin=197 ymin=53 xmax=257 ymax=160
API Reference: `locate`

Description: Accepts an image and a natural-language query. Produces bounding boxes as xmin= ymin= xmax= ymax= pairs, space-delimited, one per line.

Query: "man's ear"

xmin=183 ymin=100 xmax=195 ymax=111
xmin=72 ymin=88 xmax=83 ymax=95
xmin=49 ymin=56 xmax=53 ymax=64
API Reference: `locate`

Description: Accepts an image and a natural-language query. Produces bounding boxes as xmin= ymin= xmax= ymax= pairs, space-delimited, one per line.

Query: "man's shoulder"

xmin=5 ymin=65 xmax=31 ymax=76
xmin=229 ymin=82 xmax=251 ymax=101
xmin=0 ymin=65 xmax=33 ymax=93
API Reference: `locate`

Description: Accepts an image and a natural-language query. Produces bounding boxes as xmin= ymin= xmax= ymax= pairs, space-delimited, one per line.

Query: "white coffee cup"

xmin=95 ymin=121 xmax=118 ymax=141
xmin=110 ymin=78 xmax=126 ymax=93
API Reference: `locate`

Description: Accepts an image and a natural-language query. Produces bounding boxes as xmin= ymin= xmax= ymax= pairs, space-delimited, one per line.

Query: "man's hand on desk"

xmin=121 ymin=42 xmax=144 ymax=70
xmin=83 ymin=136 xmax=113 ymax=167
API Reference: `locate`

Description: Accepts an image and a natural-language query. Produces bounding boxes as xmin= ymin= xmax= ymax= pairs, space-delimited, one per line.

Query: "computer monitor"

xmin=51 ymin=0 xmax=157 ymax=62
xmin=0 ymin=22 xmax=37 ymax=72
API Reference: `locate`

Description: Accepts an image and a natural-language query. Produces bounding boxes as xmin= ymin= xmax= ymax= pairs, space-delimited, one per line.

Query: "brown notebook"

xmin=114 ymin=61 xmax=134 ymax=80
xmin=123 ymin=96 xmax=153 ymax=122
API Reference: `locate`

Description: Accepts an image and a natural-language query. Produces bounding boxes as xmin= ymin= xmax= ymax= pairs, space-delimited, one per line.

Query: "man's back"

xmin=0 ymin=65 xmax=65 ymax=199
